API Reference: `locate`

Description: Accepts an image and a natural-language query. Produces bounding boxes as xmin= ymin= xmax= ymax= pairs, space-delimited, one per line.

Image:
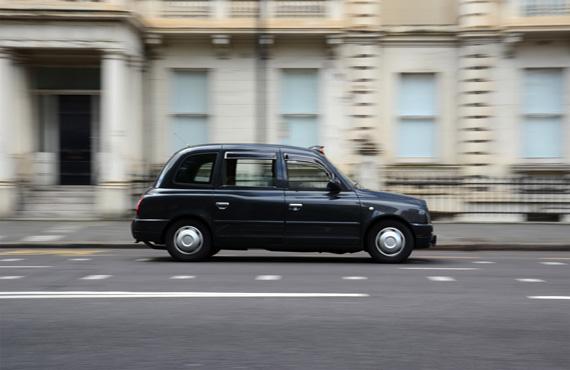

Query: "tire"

xmin=366 ymin=219 xmax=414 ymax=263
xmin=165 ymin=219 xmax=212 ymax=262
xmin=208 ymin=246 xmax=221 ymax=257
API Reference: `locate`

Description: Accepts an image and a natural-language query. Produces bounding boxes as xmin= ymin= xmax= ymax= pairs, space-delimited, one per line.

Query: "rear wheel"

xmin=366 ymin=220 xmax=414 ymax=263
xmin=165 ymin=220 xmax=212 ymax=261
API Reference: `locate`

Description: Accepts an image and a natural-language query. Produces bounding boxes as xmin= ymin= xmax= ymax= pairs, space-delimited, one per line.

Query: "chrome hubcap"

xmin=173 ymin=226 xmax=203 ymax=255
xmin=375 ymin=227 xmax=405 ymax=256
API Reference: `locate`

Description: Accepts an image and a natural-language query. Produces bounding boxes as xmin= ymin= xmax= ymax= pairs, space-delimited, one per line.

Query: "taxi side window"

xmin=174 ymin=153 xmax=217 ymax=185
xmin=286 ymin=160 xmax=330 ymax=190
xmin=224 ymin=158 xmax=276 ymax=188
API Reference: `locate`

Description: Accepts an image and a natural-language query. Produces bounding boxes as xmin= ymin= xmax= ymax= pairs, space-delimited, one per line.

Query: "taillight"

xmin=135 ymin=197 xmax=143 ymax=217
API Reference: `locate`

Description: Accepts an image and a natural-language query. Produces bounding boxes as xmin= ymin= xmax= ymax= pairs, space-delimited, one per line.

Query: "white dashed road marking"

xmin=540 ymin=261 xmax=567 ymax=266
xmin=342 ymin=276 xmax=368 ymax=280
xmin=473 ymin=261 xmax=495 ymax=264
xmin=0 ymin=266 xmax=51 ymax=269
xmin=170 ymin=275 xmax=196 ymax=280
xmin=528 ymin=296 xmax=570 ymax=300
xmin=69 ymin=258 xmax=91 ymax=261
xmin=0 ymin=291 xmax=369 ymax=299
xmin=20 ymin=235 xmax=63 ymax=243
xmin=255 ymin=275 xmax=282 ymax=281
xmin=0 ymin=258 xmax=24 ymax=262
xmin=400 ymin=267 xmax=478 ymax=271
xmin=427 ymin=276 xmax=455 ymax=282
xmin=516 ymin=278 xmax=545 ymax=283
xmin=0 ymin=276 xmax=23 ymax=280
xmin=81 ymin=275 xmax=111 ymax=280
xmin=135 ymin=258 xmax=151 ymax=262
xmin=45 ymin=224 xmax=82 ymax=234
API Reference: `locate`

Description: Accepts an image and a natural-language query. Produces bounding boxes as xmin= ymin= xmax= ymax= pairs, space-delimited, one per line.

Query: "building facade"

xmin=0 ymin=0 xmax=569 ymax=220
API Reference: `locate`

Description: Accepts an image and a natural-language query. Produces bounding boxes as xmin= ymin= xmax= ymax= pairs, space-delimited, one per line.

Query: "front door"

xmin=58 ymin=95 xmax=92 ymax=185
xmin=213 ymin=151 xmax=285 ymax=248
xmin=284 ymin=156 xmax=361 ymax=251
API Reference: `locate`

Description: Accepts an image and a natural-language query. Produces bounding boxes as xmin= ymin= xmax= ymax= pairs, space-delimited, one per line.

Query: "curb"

xmin=1 ymin=242 xmax=570 ymax=251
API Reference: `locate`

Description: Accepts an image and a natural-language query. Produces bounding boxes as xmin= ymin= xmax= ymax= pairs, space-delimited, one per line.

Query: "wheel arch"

xmin=363 ymin=214 xmax=416 ymax=246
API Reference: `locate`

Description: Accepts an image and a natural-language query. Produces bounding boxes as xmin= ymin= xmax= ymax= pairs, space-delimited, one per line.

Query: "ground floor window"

xmin=397 ymin=73 xmax=437 ymax=159
xmin=169 ymin=70 xmax=209 ymax=152
xmin=280 ymin=69 xmax=319 ymax=147
xmin=522 ymin=68 xmax=563 ymax=159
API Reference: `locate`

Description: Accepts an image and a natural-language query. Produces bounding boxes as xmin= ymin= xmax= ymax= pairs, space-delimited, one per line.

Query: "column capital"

xmin=0 ymin=47 xmax=13 ymax=59
xmin=101 ymin=49 xmax=128 ymax=60
xmin=128 ymin=56 xmax=145 ymax=70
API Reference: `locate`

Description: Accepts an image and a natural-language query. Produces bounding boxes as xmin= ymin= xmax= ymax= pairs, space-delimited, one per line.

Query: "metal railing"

xmin=385 ymin=175 xmax=570 ymax=221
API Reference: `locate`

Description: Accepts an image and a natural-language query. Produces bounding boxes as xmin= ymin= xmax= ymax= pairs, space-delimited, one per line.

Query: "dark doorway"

xmin=58 ymin=95 xmax=92 ymax=185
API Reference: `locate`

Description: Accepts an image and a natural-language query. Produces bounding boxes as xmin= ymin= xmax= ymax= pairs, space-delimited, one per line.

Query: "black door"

xmin=284 ymin=156 xmax=361 ymax=251
xmin=58 ymin=95 xmax=92 ymax=185
xmin=213 ymin=151 xmax=285 ymax=248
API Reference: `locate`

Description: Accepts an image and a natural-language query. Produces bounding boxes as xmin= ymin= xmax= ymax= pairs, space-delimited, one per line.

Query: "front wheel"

xmin=165 ymin=220 xmax=213 ymax=261
xmin=366 ymin=220 xmax=414 ymax=263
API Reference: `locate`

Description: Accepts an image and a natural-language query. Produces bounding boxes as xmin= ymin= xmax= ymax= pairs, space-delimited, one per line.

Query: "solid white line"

xmin=342 ymin=276 xmax=368 ymax=280
xmin=0 ymin=258 xmax=24 ymax=262
xmin=528 ymin=296 xmax=570 ymax=300
xmin=255 ymin=275 xmax=282 ymax=281
xmin=0 ymin=291 xmax=369 ymax=299
xmin=427 ymin=276 xmax=455 ymax=282
xmin=20 ymin=235 xmax=63 ymax=243
xmin=170 ymin=275 xmax=196 ymax=280
xmin=69 ymin=258 xmax=91 ymax=261
xmin=517 ymin=278 xmax=545 ymax=283
xmin=400 ymin=267 xmax=479 ymax=271
xmin=80 ymin=275 xmax=111 ymax=280
xmin=0 ymin=266 xmax=52 ymax=269
xmin=0 ymin=276 xmax=23 ymax=280
xmin=472 ymin=261 xmax=495 ymax=264
xmin=540 ymin=261 xmax=567 ymax=266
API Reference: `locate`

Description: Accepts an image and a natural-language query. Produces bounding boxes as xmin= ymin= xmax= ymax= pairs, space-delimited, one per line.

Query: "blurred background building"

xmin=0 ymin=0 xmax=569 ymax=221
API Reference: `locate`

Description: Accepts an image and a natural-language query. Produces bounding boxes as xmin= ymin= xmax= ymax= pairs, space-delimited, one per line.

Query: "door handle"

xmin=216 ymin=201 xmax=230 ymax=210
xmin=289 ymin=203 xmax=303 ymax=211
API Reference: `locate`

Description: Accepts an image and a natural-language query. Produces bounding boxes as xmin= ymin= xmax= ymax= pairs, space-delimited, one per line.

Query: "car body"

xmin=131 ymin=144 xmax=436 ymax=263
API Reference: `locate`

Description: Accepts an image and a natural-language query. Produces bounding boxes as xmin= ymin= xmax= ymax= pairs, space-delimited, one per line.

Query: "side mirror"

xmin=327 ymin=178 xmax=342 ymax=193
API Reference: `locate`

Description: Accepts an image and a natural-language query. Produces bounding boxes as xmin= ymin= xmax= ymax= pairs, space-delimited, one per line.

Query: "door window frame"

xmin=169 ymin=151 xmax=220 ymax=189
xmin=219 ymin=150 xmax=285 ymax=190
xmin=284 ymin=154 xmax=334 ymax=191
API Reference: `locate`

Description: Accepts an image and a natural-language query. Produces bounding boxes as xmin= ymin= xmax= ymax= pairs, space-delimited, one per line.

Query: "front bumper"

xmin=411 ymin=223 xmax=436 ymax=249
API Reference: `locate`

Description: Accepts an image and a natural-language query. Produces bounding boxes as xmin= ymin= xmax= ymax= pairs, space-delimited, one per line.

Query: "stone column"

xmin=0 ymin=48 xmax=17 ymax=217
xmin=128 ymin=56 xmax=145 ymax=177
xmin=97 ymin=50 xmax=130 ymax=218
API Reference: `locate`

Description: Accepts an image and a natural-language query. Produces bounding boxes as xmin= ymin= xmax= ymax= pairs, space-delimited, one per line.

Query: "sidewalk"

xmin=0 ymin=220 xmax=569 ymax=250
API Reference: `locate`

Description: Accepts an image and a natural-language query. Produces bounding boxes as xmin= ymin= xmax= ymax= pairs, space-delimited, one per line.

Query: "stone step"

xmin=15 ymin=210 xmax=99 ymax=220
xmin=25 ymin=195 xmax=95 ymax=204
xmin=22 ymin=202 xmax=95 ymax=212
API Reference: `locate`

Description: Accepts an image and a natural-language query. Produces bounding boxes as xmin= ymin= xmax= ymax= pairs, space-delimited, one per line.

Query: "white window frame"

xmin=520 ymin=68 xmax=565 ymax=161
xmin=168 ymin=69 xmax=209 ymax=152
xmin=396 ymin=72 xmax=438 ymax=162
xmin=279 ymin=69 xmax=320 ymax=147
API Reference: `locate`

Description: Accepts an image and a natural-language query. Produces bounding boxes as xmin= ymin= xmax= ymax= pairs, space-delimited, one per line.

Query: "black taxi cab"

xmin=131 ymin=144 xmax=436 ymax=263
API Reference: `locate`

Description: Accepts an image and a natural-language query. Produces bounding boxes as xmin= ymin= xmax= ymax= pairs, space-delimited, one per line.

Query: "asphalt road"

xmin=1 ymin=249 xmax=569 ymax=370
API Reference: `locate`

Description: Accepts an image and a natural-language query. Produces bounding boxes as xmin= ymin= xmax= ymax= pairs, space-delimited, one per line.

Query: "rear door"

xmin=284 ymin=154 xmax=361 ymax=250
xmin=212 ymin=150 xmax=286 ymax=248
